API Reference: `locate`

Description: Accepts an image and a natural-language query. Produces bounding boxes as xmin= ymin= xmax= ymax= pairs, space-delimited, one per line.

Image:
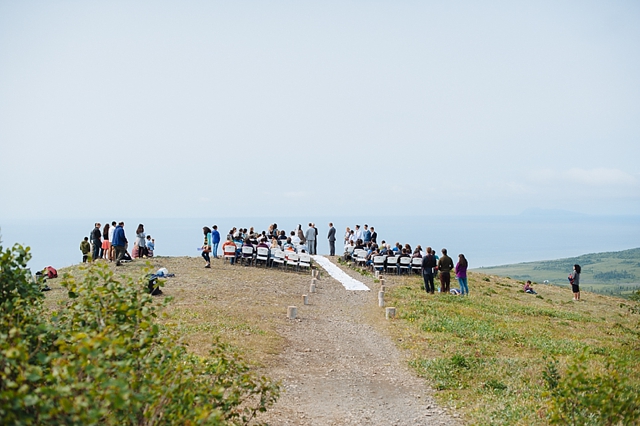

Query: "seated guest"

xmin=404 ymin=244 xmax=412 ymax=254
xmin=398 ymin=248 xmax=410 ymax=259
xmin=282 ymin=237 xmax=294 ymax=251
xmin=354 ymin=239 xmax=365 ymax=251
xmin=392 ymin=242 xmax=401 ymax=252
xmin=270 ymin=237 xmax=279 ymax=250
xmin=524 ymin=280 xmax=537 ymax=294
xmin=412 ymin=247 xmax=422 ymax=258
xmin=222 ymin=237 xmax=237 ymax=264
xmin=278 ymin=230 xmax=287 ymax=241
xmin=146 ymin=235 xmax=155 ymax=257
xmin=343 ymin=240 xmax=355 ymax=260
xmin=291 ymin=230 xmax=301 ymax=245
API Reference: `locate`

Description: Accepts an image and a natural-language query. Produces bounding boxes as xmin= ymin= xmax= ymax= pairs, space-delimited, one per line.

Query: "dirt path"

xmin=259 ymin=259 xmax=459 ymax=425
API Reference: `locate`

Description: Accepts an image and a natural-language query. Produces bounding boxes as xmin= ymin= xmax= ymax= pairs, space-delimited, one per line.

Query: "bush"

xmin=0 ymin=243 xmax=279 ymax=425
xmin=543 ymin=351 xmax=640 ymax=425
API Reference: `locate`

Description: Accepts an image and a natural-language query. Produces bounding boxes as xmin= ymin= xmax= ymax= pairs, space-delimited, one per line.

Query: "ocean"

xmin=1 ymin=214 xmax=638 ymax=272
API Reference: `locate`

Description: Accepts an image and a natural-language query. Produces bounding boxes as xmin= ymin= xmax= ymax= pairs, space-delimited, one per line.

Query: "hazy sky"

xmin=1 ymin=1 xmax=639 ymax=220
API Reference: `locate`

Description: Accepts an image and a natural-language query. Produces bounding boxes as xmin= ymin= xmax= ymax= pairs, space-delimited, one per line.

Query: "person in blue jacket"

xmin=111 ymin=222 xmax=127 ymax=266
xmin=211 ymin=225 xmax=221 ymax=259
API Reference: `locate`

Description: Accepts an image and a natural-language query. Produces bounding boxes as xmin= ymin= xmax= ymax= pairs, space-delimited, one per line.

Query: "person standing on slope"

xmin=569 ymin=264 xmax=581 ymax=301
xmin=455 ymin=254 xmax=469 ymax=296
xmin=305 ymin=223 xmax=316 ymax=255
xmin=327 ymin=222 xmax=336 ymax=256
xmin=437 ymin=248 xmax=454 ymax=294
xmin=421 ymin=247 xmax=437 ymax=294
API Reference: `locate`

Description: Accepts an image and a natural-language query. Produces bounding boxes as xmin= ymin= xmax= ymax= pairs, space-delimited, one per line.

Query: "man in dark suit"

xmin=327 ymin=222 xmax=336 ymax=256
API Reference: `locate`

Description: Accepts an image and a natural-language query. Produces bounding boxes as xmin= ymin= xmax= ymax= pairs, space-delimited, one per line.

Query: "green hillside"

xmin=473 ymin=247 xmax=640 ymax=297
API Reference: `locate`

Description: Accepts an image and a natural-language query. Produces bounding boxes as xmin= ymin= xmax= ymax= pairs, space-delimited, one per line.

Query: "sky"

xmin=1 ymin=0 xmax=639 ymax=220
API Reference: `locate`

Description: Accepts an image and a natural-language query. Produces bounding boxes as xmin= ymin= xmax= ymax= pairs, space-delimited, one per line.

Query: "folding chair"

xmin=255 ymin=247 xmax=270 ymax=267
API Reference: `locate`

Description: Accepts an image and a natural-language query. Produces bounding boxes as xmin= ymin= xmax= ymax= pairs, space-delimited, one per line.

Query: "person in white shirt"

xmin=354 ymin=224 xmax=363 ymax=242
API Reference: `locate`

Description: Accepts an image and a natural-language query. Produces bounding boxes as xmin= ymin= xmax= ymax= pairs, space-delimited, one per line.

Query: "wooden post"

xmin=303 ymin=295 xmax=309 ymax=305
xmin=380 ymin=278 xmax=385 ymax=287
xmin=310 ymin=283 xmax=316 ymax=293
xmin=385 ymin=307 xmax=396 ymax=320
xmin=287 ymin=306 xmax=297 ymax=319
xmin=380 ymin=285 xmax=386 ymax=292
xmin=378 ymin=291 xmax=385 ymax=307
xmin=374 ymin=270 xmax=380 ymax=279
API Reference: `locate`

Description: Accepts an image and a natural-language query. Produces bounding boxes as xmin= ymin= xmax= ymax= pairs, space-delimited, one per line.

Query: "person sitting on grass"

xmin=524 ymin=280 xmax=537 ymax=294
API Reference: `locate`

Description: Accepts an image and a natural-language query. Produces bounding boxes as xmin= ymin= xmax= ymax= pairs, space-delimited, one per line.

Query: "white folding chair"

xmin=298 ymin=253 xmax=311 ymax=271
xmin=399 ymin=256 xmax=412 ymax=274
xmin=285 ymin=252 xmax=299 ymax=271
xmin=386 ymin=256 xmax=399 ymax=274
xmin=255 ymin=247 xmax=270 ymax=267
xmin=373 ymin=255 xmax=386 ymax=272
xmin=223 ymin=245 xmax=237 ymax=264
xmin=355 ymin=250 xmax=368 ymax=267
xmin=240 ymin=246 xmax=255 ymax=266
xmin=272 ymin=250 xmax=285 ymax=269
xmin=411 ymin=257 xmax=422 ymax=274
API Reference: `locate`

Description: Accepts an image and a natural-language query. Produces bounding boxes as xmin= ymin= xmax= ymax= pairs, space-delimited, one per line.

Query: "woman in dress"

xmin=135 ymin=224 xmax=147 ymax=258
xmin=101 ymin=223 xmax=110 ymax=260
xmin=455 ymin=254 xmax=469 ymax=295
xmin=569 ymin=264 xmax=581 ymax=301
xmin=297 ymin=224 xmax=306 ymax=245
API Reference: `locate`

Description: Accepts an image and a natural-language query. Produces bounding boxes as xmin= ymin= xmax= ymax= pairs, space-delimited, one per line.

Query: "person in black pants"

xmin=90 ymin=223 xmax=102 ymax=262
xmin=421 ymin=247 xmax=437 ymax=294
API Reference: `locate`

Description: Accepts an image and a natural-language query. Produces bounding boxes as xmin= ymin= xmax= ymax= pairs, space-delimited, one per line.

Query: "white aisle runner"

xmin=312 ymin=255 xmax=370 ymax=291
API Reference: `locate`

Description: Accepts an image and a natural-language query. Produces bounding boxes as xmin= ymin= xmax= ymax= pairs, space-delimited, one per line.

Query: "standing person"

xmin=101 ymin=223 xmax=110 ymax=260
xmin=90 ymin=223 xmax=102 ymax=262
xmin=327 ymin=222 xmax=336 ymax=256
xmin=211 ymin=225 xmax=221 ymax=259
xmin=297 ymin=224 xmax=306 ymax=245
xmin=370 ymin=226 xmax=377 ymax=244
xmin=363 ymin=224 xmax=371 ymax=244
xmin=455 ymin=254 xmax=469 ymax=295
xmin=305 ymin=223 xmax=316 ymax=255
xmin=354 ymin=225 xmax=363 ymax=242
xmin=437 ymin=248 xmax=454 ymax=294
xmin=421 ymin=247 xmax=437 ymax=294
xmin=136 ymin=224 xmax=147 ymax=258
xmin=202 ymin=226 xmax=212 ymax=268
xmin=108 ymin=221 xmax=116 ymax=261
xmin=569 ymin=264 xmax=581 ymax=301
xmin=111 ymin=222 xmax=127 ymax=266
xmin=80 ymin=237 xmax=90 ymax=263
xmin=344 ymin=227 xmax=351 ymax=245
xmin=313 ymin=223 xmax=318 ymax=255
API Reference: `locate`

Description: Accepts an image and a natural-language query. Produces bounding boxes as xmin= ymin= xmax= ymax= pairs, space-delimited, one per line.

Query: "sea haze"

xmin=0 ymin=214 xmax=638 ymax=272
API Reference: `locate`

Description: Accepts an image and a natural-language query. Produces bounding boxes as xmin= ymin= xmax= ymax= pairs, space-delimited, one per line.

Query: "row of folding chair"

xmin=351 ymin=249 xmax=423 ymax=275
xmin=222 ymin=245 xmax=311 ymax=272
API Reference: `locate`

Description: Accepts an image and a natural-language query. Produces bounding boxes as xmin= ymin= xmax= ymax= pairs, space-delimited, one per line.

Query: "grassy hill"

xmin=45 ymin=257 xmax=640 ymax=425
xmin=472 ymin=247 xmax=640 ymax=297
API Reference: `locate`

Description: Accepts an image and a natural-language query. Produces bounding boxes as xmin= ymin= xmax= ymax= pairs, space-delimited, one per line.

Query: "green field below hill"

xmin=473 ymin=247 xmax=640 ymax=297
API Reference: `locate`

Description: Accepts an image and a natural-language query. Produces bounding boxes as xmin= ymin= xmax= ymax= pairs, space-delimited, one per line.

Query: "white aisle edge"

xmin=312 ymin=255 xmax=370 ymax=291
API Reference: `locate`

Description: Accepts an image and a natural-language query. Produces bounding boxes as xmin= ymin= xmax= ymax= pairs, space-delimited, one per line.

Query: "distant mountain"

xmin=472 ymin=247 xmax=640 ymax=289
xmin=518 ymin=208 xmax=587 ymax=217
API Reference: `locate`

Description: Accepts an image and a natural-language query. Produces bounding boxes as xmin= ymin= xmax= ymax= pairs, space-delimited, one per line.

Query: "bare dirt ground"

xmin=256 ymin=258 xmax=460 ymax=426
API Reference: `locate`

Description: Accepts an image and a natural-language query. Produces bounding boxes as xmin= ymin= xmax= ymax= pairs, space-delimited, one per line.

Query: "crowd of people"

xmin=340 ymin=224 xmax=469 ymax=296
xmin=200 ymin=222 xmax=320 ymax=268
xmin=81 ymin=222 xmax=155 ymax=266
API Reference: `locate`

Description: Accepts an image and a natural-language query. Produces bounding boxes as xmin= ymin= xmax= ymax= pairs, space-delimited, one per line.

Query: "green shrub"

xmin=543 ymin=352 xmax=640 ymax=425
xmin=0 ymin=244 xmax=279 ymax=425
